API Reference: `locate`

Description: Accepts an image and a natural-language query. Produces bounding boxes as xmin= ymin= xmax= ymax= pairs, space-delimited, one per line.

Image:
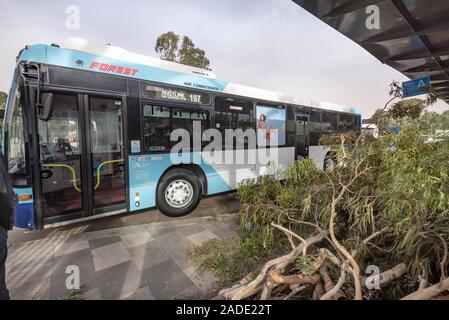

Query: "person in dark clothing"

xmin=0 ymin=153 xmax=17 ymax=300
xmin=0 ymin=226 xmax=8 ymax=300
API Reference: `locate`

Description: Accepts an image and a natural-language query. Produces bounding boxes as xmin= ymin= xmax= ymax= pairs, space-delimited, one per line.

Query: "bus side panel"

xmin=128 ymin=147 xmax=295 ymax=212
xmin=13 ymin=187 xmax=35 ymax=229
xmin=308 ymin=145 xmax=330 ymax=169
xmin=203 ymin=147 xmax=295 ymax=193
xmin=128 ymin=155 xmax=161 ymax=211
xmin=201 ymin=149 xmax=256 ymax=193
xmin=128 ymin=152 xmax=232 ymax=212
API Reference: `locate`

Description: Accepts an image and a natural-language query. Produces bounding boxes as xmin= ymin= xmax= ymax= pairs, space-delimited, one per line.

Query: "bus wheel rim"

xmin=165 ymin=179 xmax=194 ymax=208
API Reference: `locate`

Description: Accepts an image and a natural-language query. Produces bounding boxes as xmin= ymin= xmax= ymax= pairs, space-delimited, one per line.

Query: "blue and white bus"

xmin=2 ymin=38 xmax=361 ymax=230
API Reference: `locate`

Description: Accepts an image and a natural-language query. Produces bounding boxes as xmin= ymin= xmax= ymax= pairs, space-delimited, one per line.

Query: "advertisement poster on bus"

xmin=256 ymin=105 xmax=286 ymax=146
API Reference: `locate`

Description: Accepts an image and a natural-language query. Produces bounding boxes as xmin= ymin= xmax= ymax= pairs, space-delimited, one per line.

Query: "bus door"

xmin=295 ymin=114 xmax=309 ymax=159
xmin=87 ymin=95 xmax=126 ymax=215
xmin=36 ymin=92 xmax=126 ymax=223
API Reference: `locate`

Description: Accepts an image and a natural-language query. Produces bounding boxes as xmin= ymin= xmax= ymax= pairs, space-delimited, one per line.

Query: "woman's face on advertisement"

xmin=259 ymin=114 xmax=266 ymax=122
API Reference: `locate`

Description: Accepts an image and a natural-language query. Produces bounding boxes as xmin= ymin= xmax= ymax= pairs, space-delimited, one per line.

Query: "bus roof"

xmin=18 ymin=37 xmax=361 ymax=115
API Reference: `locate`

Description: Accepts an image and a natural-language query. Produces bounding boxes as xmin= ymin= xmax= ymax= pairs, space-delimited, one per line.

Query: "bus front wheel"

xmin=157 ymin=168 xmax=202 ymax=217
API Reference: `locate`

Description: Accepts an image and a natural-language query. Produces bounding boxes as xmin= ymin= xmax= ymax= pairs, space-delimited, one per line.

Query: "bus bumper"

xmin=14 ymin=202 xmax=35 ymax=230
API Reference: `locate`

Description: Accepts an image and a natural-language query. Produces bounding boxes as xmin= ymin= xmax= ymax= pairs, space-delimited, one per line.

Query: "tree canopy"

xmin=155 ymin=32 xmax=211 ymax=70
xmin=0 ymin=91 xmax=7 ymax=110
xmin=193 ymin=84 xmax=449 ymax=300
xmin=0 ymin=91 xmax=6 ymax=141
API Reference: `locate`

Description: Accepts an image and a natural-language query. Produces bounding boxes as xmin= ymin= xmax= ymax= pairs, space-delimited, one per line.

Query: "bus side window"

xmin=309 ymin=111 xmax=321 ymax=146
xmin=338 ymin=114 xmax=353 ymax=132
xmin=142 ymin=104 xmax=210 ymax=152
xmin=353 ymin=115 xmax=361 ymax=132
xmin=321 ymin=112 xmax=338 ymax=133
xmin=214 ymin=97 xmax=254 ymax=148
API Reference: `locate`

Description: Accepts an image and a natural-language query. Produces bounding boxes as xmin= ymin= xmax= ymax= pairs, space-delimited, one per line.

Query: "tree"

xmin=389 ymin=98 xmax=426 ymax=120
xmin=194 ymin=84 xmax=449 ymax=300
xmin=213 ymin=124 xmax=449 ymax=300
xmin=0 ymin=91 xmax=6 ymax=142
xmin=367 ymin=81 xmax=440 ymax=133
xmin=155 ymin=32 xmax=211 ymax=70
xmin=0 ymin=91 xmax=7 ymax=110
xmin=154 ymin=31 xmax=179 ymax=62
xmin=178 ymin=36 xmax=211 ymax=70
xmin=419 ymin=110 xmax=449 ymax=134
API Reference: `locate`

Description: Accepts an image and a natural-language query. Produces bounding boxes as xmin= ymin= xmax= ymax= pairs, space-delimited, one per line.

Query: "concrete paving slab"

xmin=153 ymin=231 xmax=195 ymax=269
xmin=50 ymin=249 xmax=96 ymax=299
xmin=7 ymin=259 xmax=53 ymax=288
xmin=120 ymin=232 xmax=153 ymax=249
xmin=91 ymin=242 xmax=131 ymax=272
xmin=177 ymin=224 xmax=205 ymax=237
xmin=121 ymin=286 xmax=154 ymax=300
xmin=183 ymin=265 xmax=218 ymax=293
xmin=91 ymin=261 xmax=143 ymax=299
xmin=88 ymin=235 xmax=122 ymax=250
xmin=127 ymin=241 xmax=171 ymax=271
xmin=10 ymin=276 xmax=51 ymax=300
xmin=55 ymin=240 xmax=90 ymax=257
xmin=210 ymin=226 xmax=236 ymax=241
xmin=142 ymin=259 xmax=195 ymax=299
xmin=187 ymin=230 xmax=219 ymax=246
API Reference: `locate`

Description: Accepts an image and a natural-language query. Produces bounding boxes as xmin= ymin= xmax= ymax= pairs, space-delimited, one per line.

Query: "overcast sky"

xmin=1 ymin=0 xmax=447 ymax=117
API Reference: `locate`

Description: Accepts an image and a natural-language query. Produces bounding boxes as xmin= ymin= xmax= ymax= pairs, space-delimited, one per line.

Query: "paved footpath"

xmin=6 ymin=214 xmax=238 ymax=300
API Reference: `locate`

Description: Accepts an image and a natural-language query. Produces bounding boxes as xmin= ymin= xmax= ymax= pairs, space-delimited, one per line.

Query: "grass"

xmin=63 ymin=288 xmax=85 ymax=300
xmin=191 ymin=230 xmax=287 ymax=286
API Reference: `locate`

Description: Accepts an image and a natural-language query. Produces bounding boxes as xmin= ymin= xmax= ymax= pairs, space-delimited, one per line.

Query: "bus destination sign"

xmin=143 ymin=85 xmax=210 ymax=105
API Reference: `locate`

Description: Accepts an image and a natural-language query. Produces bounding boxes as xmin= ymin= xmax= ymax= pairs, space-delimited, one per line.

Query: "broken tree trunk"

xmin=363 ymin=263 xmax=407 ymax=288
xmin=402 ymin=277 xmax=449 ymax=300
xmin=219 ymin=230 xmax=327 ymax=300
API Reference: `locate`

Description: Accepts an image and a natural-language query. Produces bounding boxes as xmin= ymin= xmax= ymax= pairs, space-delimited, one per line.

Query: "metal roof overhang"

xmin=292 ymin=0 xmax=449 ymax=104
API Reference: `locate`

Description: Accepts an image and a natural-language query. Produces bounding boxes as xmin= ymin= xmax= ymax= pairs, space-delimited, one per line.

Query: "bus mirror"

xmin=37 ymin=93 xmax=54 ymax=121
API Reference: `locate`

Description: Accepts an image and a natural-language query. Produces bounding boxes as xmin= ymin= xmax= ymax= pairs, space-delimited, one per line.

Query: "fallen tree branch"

xmin=327 ymin=157 xmax=372 ymax=300
xmin=219 ymin=230 xmax=326 ymax=300
xmin=363 ymin=263 xmax=407 ymax=288
xmin=436 ymin=233 xmax=448 ymax=285
xmin=283 ymin=285 xmax=307 ymax=300
xmin=269 ymin=271 xmax=321 ymax=285
xmin=321 ymin=265 xmax=347 ymax=300
xmin=313 ymin=280 xmax=325 ymax=300
xmin=362 ymin=227 xmax=393 ymax=246
xmin=260 ymin=280 xmax=275 ymax=300
xmin=418 ymin=274 xmax=428 ymax=292
xmin=329 ymin=197 xmax=363 ymax=300
xmin=319 ymin=266 xmax=335 ymax=293
xmin=271 ymin=223 xmax=307 ymax=254
xmin=402 ymin=277 xmax=449 ymax=300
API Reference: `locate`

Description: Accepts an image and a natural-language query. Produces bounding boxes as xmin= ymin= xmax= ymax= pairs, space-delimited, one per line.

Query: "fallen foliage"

xmin=204 ymin=122 xmax=449 ymax=300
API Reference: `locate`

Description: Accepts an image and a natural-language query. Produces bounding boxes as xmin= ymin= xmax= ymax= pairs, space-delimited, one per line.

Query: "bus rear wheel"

xmin=157 ymin=168 xmax=202 ymax=217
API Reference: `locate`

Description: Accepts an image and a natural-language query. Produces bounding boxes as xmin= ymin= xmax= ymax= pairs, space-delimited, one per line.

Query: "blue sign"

xmin=388 ymin=126 xmax=400 ymax=133
xmin=402 ymin=76 xmax=430 ymax=98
